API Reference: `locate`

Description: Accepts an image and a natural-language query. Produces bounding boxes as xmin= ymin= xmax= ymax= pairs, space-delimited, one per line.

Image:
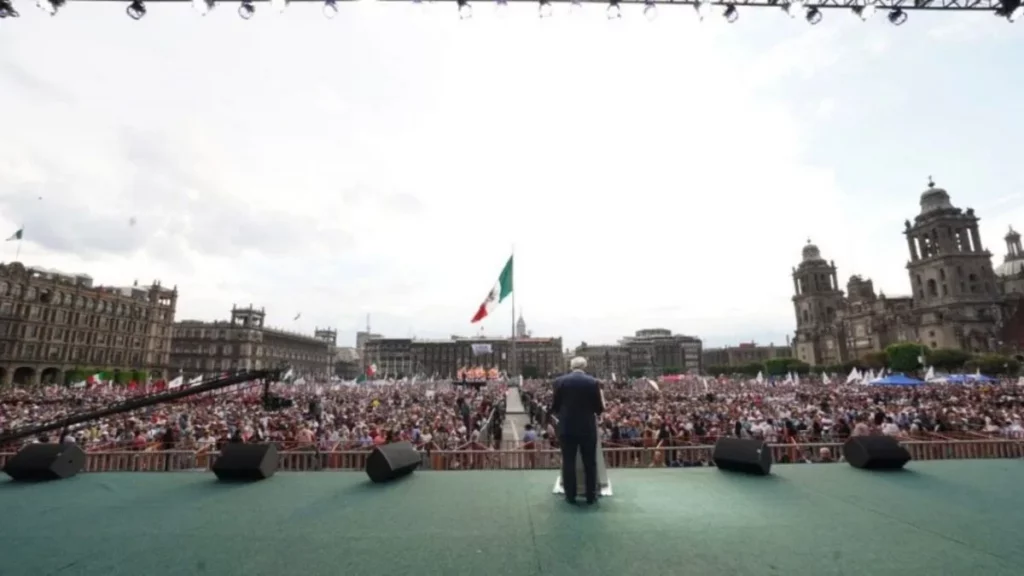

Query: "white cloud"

xmin=1 ymin=5 xmax=1022 ymax=350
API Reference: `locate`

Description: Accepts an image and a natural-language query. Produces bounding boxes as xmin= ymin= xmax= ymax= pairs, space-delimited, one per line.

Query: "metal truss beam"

xmin=0 ymin=0 xmax=1017 ymax=9
xmin=1 ymin=0 xmax=1019 ymax=24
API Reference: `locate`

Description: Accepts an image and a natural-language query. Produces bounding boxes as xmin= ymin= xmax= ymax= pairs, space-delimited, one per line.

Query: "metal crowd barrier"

xmin=0 ymin=438 xmax=1020 ymax=473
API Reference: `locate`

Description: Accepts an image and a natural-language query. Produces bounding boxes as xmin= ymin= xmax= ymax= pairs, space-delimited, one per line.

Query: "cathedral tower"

xmin=995 ymin=226 xmax=1024 ymax=295
xmin=904 ymin=179 xmax=1001 ymax=351
xmin=792 ymin=241 xmax=846 ymax=366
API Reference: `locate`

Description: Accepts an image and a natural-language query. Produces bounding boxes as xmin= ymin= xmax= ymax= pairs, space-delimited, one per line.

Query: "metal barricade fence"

xmin=0 ymin=438 xmax=1021 ymax=473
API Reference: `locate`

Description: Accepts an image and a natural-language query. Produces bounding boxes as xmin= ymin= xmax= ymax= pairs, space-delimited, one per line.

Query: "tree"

xmin=928 ymin=348 xmax=972 ymax=372
xmin=521 ymin=366 xmax=540 ymax=379
xmin=861 ymin=351 xmax=889 ymax=370
xmin=885 ymin=343 xmax=926 ymax=373
xmin=739 ymin=363 xmax=763 ymax=377
xmin=64 ymin=368 xmax=86 ymax=386
xmin=974 ymin=354 xmax=1020 ymax=376
xmin=627 ymin=368 xmax=645 ymax=378
xmin=763 ymin=358 xmax=789 ymax=377
xmin=785 ymin=359 xmax=811 ymax=375
xmin=662 ymin=366 xmax=683 ymax=375
xmin=705 ymin=366 xmax=729 ymax=376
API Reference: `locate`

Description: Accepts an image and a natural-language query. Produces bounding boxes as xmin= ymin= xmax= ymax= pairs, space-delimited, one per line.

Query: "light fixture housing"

xmin=126 ymin=0 xmax=146 ymax=19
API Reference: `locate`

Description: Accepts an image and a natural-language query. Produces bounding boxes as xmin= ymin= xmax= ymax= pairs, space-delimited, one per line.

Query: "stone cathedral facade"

xmin=792 ymin=180 xmax=1024 ymax=366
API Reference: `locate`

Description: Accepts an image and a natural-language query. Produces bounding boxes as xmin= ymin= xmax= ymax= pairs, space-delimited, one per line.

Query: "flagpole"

xmin=510 ymin=246 xmax=516 ymax=379
xmin=14 ymin=223 xmax=23 ymax=262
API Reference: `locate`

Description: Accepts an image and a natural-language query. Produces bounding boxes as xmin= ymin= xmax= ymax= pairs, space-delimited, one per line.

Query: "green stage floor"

xmin=1 ymin=460 xmax=1022 ymax=576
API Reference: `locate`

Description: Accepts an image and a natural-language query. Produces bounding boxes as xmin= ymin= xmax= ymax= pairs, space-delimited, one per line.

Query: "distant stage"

xmin=0 ymin=460 xmax=1021 ymax=576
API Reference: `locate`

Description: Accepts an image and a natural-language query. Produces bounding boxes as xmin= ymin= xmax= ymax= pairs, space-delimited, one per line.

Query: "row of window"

xmin=0 ymin=341 xmax=168 ymax=367
xmin=0 ymin=302 xmax=170 ymax=337
xmin=0 ymin=321 xmax=168 ymax=351
xmin=0 ymin=282 xmax=169 ymax=320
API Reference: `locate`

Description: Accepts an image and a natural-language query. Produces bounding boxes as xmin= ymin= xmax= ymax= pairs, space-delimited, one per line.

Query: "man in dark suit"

xmin=551 ymin=357 xmax=604 ymax=505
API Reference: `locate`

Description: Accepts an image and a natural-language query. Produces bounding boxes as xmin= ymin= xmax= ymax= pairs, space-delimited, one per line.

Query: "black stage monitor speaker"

xmin=712 ymin=437 xmax=773 ymax=476
xmin=212 ymin=443 xmax=279 ymax=481
xmin=366 ymin=441 xmax=421 ymax=483
xmin=843 ymin=436 xmax=911 ymax=470
xmin=3 ymin=443 xmax=87 ymax=482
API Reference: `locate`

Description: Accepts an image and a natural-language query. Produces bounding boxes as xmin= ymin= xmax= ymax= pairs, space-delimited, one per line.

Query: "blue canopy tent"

xmin=872 ymin=374 xmax=924 ymax=386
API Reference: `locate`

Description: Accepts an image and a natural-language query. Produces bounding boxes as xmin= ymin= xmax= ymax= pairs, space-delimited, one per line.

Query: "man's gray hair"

xmin=569 ymin=356 xmax=588 ymax=371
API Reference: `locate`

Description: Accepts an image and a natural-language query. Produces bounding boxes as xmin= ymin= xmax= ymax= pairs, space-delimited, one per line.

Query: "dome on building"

xmin=995 ymin=259 xmax=1024 ymax=278
xmin=920 ymin=177 xmax=954 ymax=214
xmin=801 ymin=240 xmax=823 ymax=262
xmin=1007 ymin=226 xmax=1021 ymax=241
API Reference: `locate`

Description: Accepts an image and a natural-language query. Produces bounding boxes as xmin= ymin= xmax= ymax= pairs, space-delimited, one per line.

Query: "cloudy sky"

xmin=1 ymin=2 xmax=1022 ymax=350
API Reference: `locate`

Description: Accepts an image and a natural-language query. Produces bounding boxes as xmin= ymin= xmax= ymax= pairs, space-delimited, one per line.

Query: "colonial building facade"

xmin=793 ymin=180 xmax=1022 ymax=366
xmin=169 ymin=305 xmax=334 ymax=378
xmin=702 ymin=341 xmax=792 ymax=369
xmin=362 ymin=335 xmax=564 ymax=378
xmin=0 ymin=261 xmax=177 ymax=386
xmin=575 ymin=328 xmax=703 ymax=378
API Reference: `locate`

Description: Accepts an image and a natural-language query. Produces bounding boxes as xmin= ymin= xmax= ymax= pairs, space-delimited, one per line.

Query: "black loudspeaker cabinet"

xmin=843 ymin=436 xmax=911 ymax=470
xmin=3 ymin=443 xmax=87 ymax=481
xmin=712 ymin=437 xmax=773 ymax=476
xmin=212 ymin=443 xmax=279 ymax=481
xmin=366 ymin=441 xmax=421 ymax=483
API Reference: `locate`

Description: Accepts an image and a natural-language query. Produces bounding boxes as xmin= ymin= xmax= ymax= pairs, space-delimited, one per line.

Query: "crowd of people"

xmin=2 ymin=373 xmax=1023 ymax=457
xmin=520 ymin=376 xmax=1024 ymax=447
xmin=0 ymin=381 xmax=505 ymax=453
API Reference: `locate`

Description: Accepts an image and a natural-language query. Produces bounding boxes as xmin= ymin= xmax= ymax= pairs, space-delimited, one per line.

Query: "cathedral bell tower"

xmin=904 ymin=178 xmax=1001 ymax=352
xmin=792 ymin=241 xmax=846 ymax=366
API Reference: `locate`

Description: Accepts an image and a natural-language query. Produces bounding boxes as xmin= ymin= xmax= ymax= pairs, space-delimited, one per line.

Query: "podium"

xmin=552 ymin=420 xmax=613 ymax=497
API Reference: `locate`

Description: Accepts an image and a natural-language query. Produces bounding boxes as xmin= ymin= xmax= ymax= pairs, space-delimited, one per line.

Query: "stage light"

xmin=126 ymin=0 xmax=146 ymax=19
xmin=539 ymin=0 xmax=553 ymax=17
xmin=457 ymin=0 xmax=471 ymax=18
xmin=606 ymin=0 xmax=621 ymax=19
xmin=805 ymin=6 xmax=821 ymax=23
xmin=37 ymin=0 xmax=65 ymax=15
xmin=887 ymin=7 xmax=906 ymax=24
xmin=643 ymin=0 xmax=656 ymax=20
xmin=192 ymin=0 xmax=214 ymax=15
xmin=852 ymin=2 xmax=876 ymax=20
xmin=323 ymin=0 xmax=337 ymax=17
xmin=0 ymin=0 xmax=18 ymax=17
xmin=270 ymin=0 xmax=288 ymax=12
xmin=783 ymin=0 xmax=803 ymax=18
xmin=569 ymin=0 xmax=582 ymax=14
xmin=997 ymin=0 xmax=1022 ymax=21
xmin=695 ymin=0 xmax=711 ymax=20
xmin=239 ymin=0 xmax=255 ymax=18
xmin=723 ymin=3 xmax=738 ymax=22
xmin=495 ymin=0 xmax=507 ymax=13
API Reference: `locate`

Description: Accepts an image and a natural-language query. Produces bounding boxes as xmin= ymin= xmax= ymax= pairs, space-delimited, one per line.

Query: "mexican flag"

xmin=471 ymin=255 xmax=514 ymax=323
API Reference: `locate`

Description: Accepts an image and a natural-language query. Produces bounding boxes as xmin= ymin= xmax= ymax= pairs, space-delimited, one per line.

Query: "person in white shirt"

xmin=881 ymin=417 xmax=901 ymax=437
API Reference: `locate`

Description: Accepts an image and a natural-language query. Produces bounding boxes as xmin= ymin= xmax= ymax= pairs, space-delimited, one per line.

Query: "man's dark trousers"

xmin=560 ymin=432 xmax=598 ymax=502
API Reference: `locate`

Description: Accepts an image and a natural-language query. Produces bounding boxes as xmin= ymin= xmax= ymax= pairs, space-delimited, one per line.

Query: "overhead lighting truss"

xmin=1 ymin=0 xmax=1019 ymax=23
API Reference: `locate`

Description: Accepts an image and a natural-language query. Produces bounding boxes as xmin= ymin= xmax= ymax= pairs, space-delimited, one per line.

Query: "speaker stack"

xmin=842 ymin=436 xmax=911 ymax=470
xmin=366 ymin=441 xmax=421 ymax=483
xmin=3 ymin=443 xmax=87 ymax=482
xmin=212 ymin=443 xmax=279 ymax=481
xmin=712 ymin=437 xmax=773 ymax=476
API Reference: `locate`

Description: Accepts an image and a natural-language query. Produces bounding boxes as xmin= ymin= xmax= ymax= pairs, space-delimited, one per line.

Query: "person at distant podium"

xmin=551 ymin=357 xmax=604 ymax=505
